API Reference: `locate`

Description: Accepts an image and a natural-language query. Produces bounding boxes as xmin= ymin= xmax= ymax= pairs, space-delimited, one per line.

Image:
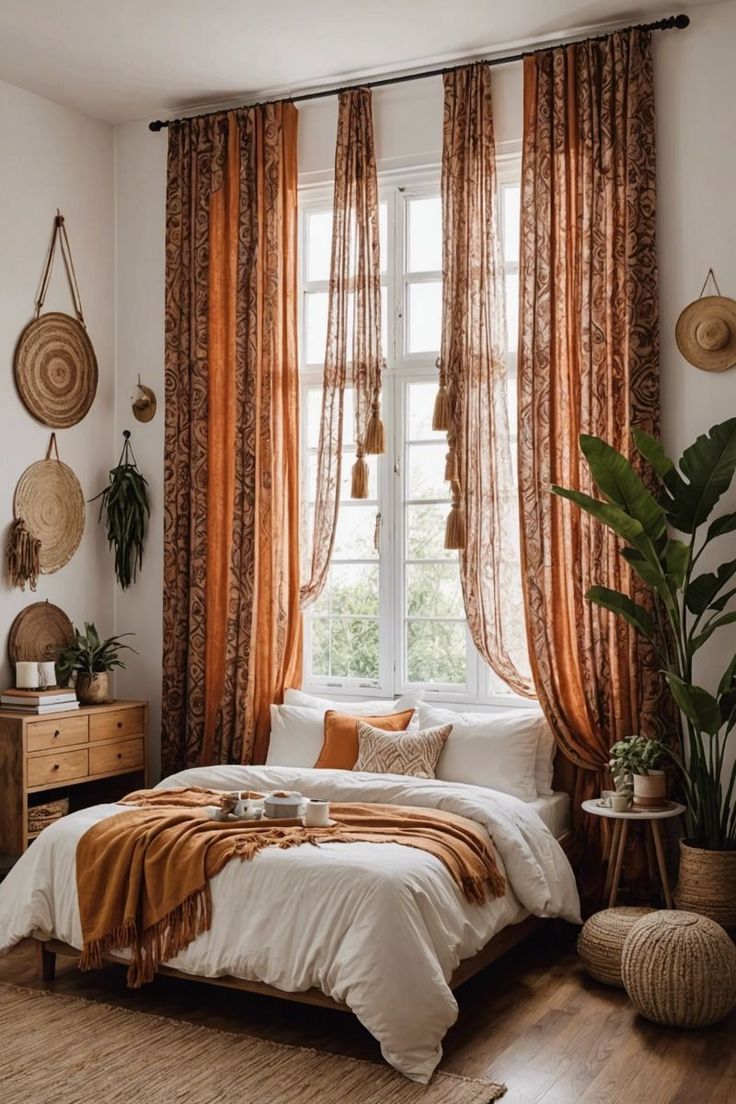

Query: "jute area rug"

xmin=0 ymin=982 xmax=506 ymax=1103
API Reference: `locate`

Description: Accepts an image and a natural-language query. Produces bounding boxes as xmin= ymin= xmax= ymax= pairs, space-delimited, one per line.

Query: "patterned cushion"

xmin=354 ymin=721 xmax=452 ymax=779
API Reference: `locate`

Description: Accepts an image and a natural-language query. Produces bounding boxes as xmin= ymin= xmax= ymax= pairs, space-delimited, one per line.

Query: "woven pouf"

xmin=621 ymin=910 xmax=736 ymax=1027
xmin=577 ymin=907 xmax=655 ymax=988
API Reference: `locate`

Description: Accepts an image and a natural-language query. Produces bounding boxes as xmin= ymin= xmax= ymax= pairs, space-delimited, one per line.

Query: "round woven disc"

xmin=8 ymin=602 xmax=75 ymax=664
xmin=14 ymin=458 xmax=85 ymax=572
xmin=14 ymin=312 xmax=98 ymax=427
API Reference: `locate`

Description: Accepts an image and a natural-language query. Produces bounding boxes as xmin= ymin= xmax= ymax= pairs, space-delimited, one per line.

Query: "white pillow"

xmin=417 ymin=704 xmax=546 ymax=802
xmin=284 ymin=688 xmax=424 ymax=717
xmin=265 ymin=705 xmax=324 ymax=768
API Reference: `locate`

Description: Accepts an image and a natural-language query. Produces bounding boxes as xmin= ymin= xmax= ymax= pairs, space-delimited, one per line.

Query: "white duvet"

xmin=0 ymin=765 xmax=580 ymax=1082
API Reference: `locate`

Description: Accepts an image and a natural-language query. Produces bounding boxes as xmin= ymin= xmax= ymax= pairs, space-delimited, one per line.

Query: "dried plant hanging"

xmin=6 ymin=517 xmax=41 ymax=591
xmin=91 ymin=430 xmax=150 ymax=590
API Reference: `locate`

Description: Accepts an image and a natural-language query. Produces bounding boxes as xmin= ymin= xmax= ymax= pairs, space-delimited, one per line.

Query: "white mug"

xmin=304 ymin=799 xmax=330 ymax=827
xmin=611 ymin=793 xmax=631 ymax=813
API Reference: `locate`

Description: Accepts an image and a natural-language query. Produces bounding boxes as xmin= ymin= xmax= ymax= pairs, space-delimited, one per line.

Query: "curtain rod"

xmin=148 ymin=12 xmax=689 ymax=132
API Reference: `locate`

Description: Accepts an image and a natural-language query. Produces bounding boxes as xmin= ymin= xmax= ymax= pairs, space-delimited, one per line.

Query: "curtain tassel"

xmin=351 ymin=452 xmax=369 ymax=499
xmin=445 ymin=483 xmax=466 ymax=550
xmin=432 ymin=384 xmax=451 ymax=432
xmin=444 ymin=446 xmax=460 ymax=483
xmin=364 ymin=400 xmax=385 ymax=455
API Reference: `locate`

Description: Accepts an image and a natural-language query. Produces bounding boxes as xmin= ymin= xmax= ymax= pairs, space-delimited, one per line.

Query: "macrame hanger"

xmin=35 ymin=211 xmax=86 ymax=325
xmin=698 ymin=268 xmax=722 ymax=299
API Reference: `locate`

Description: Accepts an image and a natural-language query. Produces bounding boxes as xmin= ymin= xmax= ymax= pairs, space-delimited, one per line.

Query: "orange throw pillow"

xmin=315 ymin=709 xmax=415 ymax=771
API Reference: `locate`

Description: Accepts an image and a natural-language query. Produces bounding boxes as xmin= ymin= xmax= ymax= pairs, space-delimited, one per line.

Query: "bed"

xmin=0 ymin=763 xmax=580 ymax=1083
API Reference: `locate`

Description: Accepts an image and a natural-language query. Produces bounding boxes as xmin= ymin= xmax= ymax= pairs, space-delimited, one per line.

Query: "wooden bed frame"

xmin=34 ymin=827 xmax=577 ymax=1012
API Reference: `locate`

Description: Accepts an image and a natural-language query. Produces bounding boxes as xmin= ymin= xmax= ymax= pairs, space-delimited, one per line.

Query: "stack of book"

xmin=0 ymin=688 xmax=79 ymax=714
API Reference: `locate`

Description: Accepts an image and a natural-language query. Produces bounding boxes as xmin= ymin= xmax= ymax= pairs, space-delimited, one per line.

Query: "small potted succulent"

xmin=609 ymin=735 xmax=669 ymax=809
xmin=56 ymin=622 xmax=135 ymax=705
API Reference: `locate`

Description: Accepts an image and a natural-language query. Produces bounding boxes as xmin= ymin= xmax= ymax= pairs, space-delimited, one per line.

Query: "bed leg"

xmin=35 ymin=940 xmax=56 ymax=982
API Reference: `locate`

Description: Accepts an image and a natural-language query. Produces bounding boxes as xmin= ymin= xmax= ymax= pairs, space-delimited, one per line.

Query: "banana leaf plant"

xmin=552 ymin=418 xmax=736 ymax=851
xmin=91 ymin=430 xmax=150 ymax=590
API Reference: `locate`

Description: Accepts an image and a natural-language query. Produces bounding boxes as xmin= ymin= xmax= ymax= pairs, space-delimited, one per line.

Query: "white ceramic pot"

xmin=633 ymin=769 xmax=667 ymax=808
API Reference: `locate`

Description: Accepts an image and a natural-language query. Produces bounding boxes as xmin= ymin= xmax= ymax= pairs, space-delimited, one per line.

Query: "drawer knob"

xmin=117 ymin=752 xmax=122 ymax=759
xmin=53 ymin=730 xmax=60 ymax=738
xmin=53 ymin=764 xmax=60 ymax=771
xmin=117 ymin=721 xmax=123 ymax=729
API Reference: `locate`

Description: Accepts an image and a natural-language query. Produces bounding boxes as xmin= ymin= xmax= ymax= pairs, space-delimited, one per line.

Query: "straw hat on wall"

xmin=676 ymin=272 xmax=736 ymax=372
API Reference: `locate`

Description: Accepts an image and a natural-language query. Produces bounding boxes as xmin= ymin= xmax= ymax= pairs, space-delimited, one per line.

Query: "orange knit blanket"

xmin=76 ymin=786 xmax=504 ymax=987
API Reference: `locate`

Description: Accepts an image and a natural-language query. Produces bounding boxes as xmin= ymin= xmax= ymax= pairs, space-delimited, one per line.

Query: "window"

xmin=300 ymin=167 xmax=522 ymax=704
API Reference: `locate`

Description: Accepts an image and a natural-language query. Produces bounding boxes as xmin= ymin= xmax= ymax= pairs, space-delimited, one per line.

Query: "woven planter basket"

xmin=674 ymin=840 xmax=736 ymax=933
xmin=622 ymin=910 xmax=736 ymax=1028
xmin=577 ymin=907 xmax=655 ymax=988
xmin=28 ymin=796 xmax=69 ymax=834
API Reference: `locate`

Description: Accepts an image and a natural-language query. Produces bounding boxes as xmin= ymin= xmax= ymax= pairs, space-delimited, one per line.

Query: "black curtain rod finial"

xmin=148 ymin=12 xmax=690 ymax=132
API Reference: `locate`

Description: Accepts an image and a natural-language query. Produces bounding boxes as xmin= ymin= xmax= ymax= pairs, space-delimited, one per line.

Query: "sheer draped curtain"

xmin=300 ymin=87 xmax=384 ymax=609
xmin=518 ymin=30 xmax=672 ymax=856
xmin=437 ymin=63 xmax=533 ymax=696
xmin=162 ymin=105 xmax=302 ymax=773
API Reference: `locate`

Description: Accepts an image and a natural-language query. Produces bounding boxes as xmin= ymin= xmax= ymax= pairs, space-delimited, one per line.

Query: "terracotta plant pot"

xmin=675 ymin=840 xmax=736 ymax=933
xmin=632 ymin=769 xmax=667 ymax=809
xmin=75 ymin=672 xmax=109 ymax=706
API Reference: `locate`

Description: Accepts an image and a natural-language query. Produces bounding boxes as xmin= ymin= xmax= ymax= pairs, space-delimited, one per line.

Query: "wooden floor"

xmin=1 ymin=926 xmax=734 ymax=1103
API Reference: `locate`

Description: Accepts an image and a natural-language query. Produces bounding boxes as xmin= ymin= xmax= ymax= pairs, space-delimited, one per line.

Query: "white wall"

xmin=111 ymin=1 xmax=736 ymax=778
xmin=0 ymin=80 xmax=115 ymax=693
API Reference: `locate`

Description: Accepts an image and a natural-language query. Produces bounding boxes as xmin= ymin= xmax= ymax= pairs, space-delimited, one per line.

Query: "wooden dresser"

xmin=0 ymin=699 xmax=147 ymax=857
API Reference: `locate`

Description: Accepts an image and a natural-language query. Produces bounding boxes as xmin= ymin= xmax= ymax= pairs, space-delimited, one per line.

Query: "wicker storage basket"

xmin=577 ymin=907 xmax=655 ymax=988
xmin=674 ymin=840 xmax=736 ymax=933
xmin=622 ymin=910 xmax=736 ymax=1028
xmin=28 ymin=797 xmax=69 ymax=835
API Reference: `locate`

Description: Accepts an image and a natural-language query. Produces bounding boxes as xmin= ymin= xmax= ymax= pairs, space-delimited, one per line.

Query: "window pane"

xmin=407 ymin=442 xmax=447 ymax=500
xmin=407 ymin=381 xmax=444 ymax=441
xmin=406 ymin=503 xmax=456 ymax=560
xmin=330 ymin=618 xmax=379 ymax=680
xmin=408 ymin=281 xmax=442 ymax=353
xmin=379 ymin=203 xmax=388 ymax=274
xmin=307 ymin=209 xmax=333 ymax=281
xmin=334 ymin=505 xmax=379 ymax=560
xmin=408 ymin=196 xmax=442 ymax=273
xmin=502 ymin=184 xmax=520 ymax=264
xmin=330 ymin=564 xmax=379 ymax=617
xmin=406 ymin=563 xmax=463 ymax=618
xmin=311 ymin=617 xmax=331 ymax=676
xmin=505 ymin=273 xmax=519 ymax=354
xmin=407 ymin=620 xmax=466 ymax=685
xmin=304 ymin=291 xmax=328 ymax=364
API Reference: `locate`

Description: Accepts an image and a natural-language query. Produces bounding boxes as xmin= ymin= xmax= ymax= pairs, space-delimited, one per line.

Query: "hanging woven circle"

xmin=14 ymin=312 xmax=98 ymax=428
xmin=14 ymin=453 xmax=85 ymax=573
xmin=8 ymin=602 xmax=75 ymax=664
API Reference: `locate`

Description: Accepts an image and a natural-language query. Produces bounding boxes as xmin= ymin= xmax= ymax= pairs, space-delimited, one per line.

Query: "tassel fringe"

xmin=364 ymin=405 xmax=385 ymax=455
xmin=432 ymin=385 xmax=451 ymax=432
xmin=351 ymin=455 xmax=369 ymax=499
xmin=445 ymin=484 xmax=466 ymax=549
xmin=7 ymin=517 xmax=41 ymax=592
xmin=444 ymin=447 xmax=459 ymax=483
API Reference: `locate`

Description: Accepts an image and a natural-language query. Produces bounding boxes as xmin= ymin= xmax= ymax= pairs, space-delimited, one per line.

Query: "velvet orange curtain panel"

xmin=162 ymin=105 xmax=301 ymax=773
xmin=518 ymin=29 xmax=671 ymax=856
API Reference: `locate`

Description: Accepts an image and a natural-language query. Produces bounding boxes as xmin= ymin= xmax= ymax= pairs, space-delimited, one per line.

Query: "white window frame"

xmin=299 ymin=160 xmax=528 ymax=708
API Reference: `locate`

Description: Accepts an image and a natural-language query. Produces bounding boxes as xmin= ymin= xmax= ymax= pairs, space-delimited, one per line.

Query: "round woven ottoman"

xmin=621 ymin=910 xmax=736 ymax=1027
xmin=577 ymin=907 xmax=655 ymax=988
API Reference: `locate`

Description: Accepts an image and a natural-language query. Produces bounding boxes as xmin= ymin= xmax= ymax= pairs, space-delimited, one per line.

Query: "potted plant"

xmin=553 ymin=418 xmax=736 ymax=930
xmin=609 ymin=734 xmax=669 ymax=808
xmin=56 ymin=622 xmax=135 ymax=705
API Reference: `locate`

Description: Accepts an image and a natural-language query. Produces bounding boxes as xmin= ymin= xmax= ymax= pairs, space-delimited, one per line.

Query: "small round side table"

xmin=582 ymin=799 xmax=686 ymax=909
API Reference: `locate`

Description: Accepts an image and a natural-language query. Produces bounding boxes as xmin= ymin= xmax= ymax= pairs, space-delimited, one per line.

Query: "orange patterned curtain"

xmin=162 ymin=105 xmax=302 ymax=773
xmin=437 ymin=63 xmax=533 ymax=696
xmin=518 ymin=31 xmax=670 ymax=848
xmin=300 ymin=88 xmax=384 ymax=609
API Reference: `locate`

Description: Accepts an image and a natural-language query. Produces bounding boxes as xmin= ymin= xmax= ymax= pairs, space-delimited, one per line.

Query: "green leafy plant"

xmin=609 ymin=734 xmax=667 ymax=791
xmin=91 ymin=430 xmax=150 ymax=590
xmin=552 ymin=418 xmax=736 ymax=851
xmin=57 ymin=622 xmax=135 ymax=683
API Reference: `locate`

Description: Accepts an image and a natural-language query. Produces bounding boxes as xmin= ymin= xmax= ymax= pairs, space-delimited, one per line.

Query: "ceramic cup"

xmin=600 ymin=790 xmax=615 ymax=808
xmin=304 ymin=799 xmax=330 ymax=827
xmin=611 ymin=793 xmax=631 ymax=813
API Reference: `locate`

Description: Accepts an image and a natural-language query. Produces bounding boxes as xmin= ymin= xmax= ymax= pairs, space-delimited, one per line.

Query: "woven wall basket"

xmin=14 ymin=434 xmax=85 ymax=573
xmin=8 ymin=601 xmax=75 ymax=664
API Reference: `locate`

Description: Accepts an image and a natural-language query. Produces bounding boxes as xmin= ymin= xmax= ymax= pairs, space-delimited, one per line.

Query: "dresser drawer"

xmin=27 ymin=715 xmax=89 ymax=753
xmin=89 ymin=737 xmax=144 ymax=776
xmin=89 ymin=707 xmax=145 ymax=743
xmin=27 ymin=749 xmax=89 ymax=788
